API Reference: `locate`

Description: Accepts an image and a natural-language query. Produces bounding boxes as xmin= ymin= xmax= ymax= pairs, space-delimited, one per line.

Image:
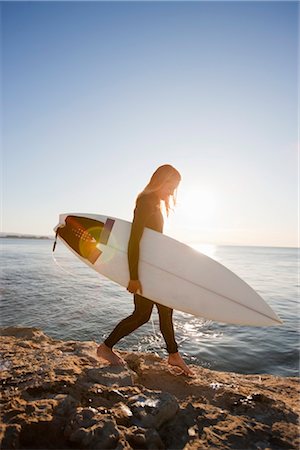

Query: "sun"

xmin=175 ymin=186 xmax=218 ymax=229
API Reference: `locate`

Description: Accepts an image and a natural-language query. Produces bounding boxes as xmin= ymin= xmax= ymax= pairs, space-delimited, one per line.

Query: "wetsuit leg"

xmin=104 ymin=294 xmax=154 ymax=349
xmin=156 ymin=304 xmax=178 ymax=354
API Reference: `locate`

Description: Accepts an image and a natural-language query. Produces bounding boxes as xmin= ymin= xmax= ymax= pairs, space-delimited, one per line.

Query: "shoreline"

xmin=0 ymin=235 xmax=53 ymax=240
xmin=1 ymin=326 xmax=299 ymax=449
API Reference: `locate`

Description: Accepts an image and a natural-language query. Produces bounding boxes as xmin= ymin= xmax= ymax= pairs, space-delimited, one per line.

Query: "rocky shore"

xmin=0 ymin=326 xmax=299 ymax=449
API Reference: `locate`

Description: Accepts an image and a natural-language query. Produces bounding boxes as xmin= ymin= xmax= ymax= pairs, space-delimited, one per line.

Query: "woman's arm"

xmin=127 ymin=195 xmax=154 ymax=293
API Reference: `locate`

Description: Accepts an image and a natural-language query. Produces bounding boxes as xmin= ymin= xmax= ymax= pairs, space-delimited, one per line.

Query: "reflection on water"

xmin=1 ymin=239 xmax=299 ymax=377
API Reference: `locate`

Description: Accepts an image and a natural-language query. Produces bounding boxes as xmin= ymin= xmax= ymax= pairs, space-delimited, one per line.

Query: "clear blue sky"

xmin=2 ymin=1 xmax=298 ymax=247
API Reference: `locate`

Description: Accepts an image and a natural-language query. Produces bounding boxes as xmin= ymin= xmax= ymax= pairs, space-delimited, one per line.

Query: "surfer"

xmin=97 ymin=164 xmax=194 ymax=376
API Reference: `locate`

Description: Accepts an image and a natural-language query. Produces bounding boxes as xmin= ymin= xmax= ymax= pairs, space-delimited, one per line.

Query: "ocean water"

xmin=1 ymin=238 xmax=299 ymax=377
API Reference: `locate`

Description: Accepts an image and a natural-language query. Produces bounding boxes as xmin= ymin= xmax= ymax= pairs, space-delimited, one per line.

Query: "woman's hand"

xmin=127 ymin=279 xmax=143 ymax=295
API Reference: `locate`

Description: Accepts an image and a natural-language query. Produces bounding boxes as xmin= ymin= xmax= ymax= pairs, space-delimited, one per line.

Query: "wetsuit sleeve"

xmin=128 ymin=196 xmax=154 ymax=280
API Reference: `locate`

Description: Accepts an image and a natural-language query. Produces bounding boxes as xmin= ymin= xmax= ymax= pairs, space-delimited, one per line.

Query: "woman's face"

xmin=159 ymin=178 xmax=180 ymax=200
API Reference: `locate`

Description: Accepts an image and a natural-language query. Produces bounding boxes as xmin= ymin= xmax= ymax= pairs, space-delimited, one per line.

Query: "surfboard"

xmin=53 ymin=213 xmax=282 ymax=327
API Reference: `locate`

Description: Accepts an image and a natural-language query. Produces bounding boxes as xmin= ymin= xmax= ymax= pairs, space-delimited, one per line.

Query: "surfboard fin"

xmin=53 ymin=229 xmax=59 ymax=252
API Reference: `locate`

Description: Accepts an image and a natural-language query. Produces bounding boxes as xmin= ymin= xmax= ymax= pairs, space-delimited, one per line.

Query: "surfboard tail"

xmin=53 ymin=215 xmax=103 ymax=264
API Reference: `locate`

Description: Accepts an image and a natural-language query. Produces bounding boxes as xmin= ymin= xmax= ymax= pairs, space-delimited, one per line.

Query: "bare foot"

xmin=96 ymin=343 xmax=125 ymax=366
xmin=168 ymin=352 xmax=195 ymax=377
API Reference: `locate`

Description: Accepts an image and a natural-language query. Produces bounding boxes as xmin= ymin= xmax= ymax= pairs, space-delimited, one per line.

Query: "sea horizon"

xmin=0 ymin=232 xmax=298 ymax=251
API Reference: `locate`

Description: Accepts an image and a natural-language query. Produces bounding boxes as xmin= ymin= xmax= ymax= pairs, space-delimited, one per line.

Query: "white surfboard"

xmin=53 ymin=213 xmax=282 ymax=327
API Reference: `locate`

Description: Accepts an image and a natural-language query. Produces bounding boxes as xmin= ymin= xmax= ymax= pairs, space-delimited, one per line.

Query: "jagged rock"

xmin=125 ymin=426 xmax=147 ymax=448
xmin=73 ymin=341 xmax=100 ymax=364
xmin=69 ymin=426 xmax=93 ymax=446
xmin=90 ymin=419 xmax=120 ymax=449
xmin=125 ymin=426 xmax=164 ymax=449
xmin=0 ymin=326 xmax=49 ymax=342
xmin=64 ymin=407 xmax=119 ymax=449
xmin=54 ymin=394 xmax=77 ymax=416
xmin=0 ymin=423 xmax=21 ymax=450
xmin=1 ymin=326 xmax=299 ymax=450
xmin=128 ymin=391 xmax=179 ymax=429
xmin=64 ymin=406 xmax=101 ymax=437
xmin=144 ymin=428 xmax=164 ymax=449
xmin=113 ymin=402 xmax=133 ymax=426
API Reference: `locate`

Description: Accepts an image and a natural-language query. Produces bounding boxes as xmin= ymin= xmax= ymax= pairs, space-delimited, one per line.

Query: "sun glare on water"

xmin=190 ymin=243 xmax=217 ymax=259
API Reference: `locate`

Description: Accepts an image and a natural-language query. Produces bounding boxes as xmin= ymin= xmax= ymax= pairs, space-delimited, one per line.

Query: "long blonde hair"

xmin=137 ymin=164 xmax=182 ymax=216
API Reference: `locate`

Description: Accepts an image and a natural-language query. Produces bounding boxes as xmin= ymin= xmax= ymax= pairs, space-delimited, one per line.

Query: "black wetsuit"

xmin=104 ymin=193 xmax=178 ymax=354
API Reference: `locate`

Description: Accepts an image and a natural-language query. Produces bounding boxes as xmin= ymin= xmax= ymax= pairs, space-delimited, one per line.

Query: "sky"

xmin=2 ymin=1 xmax=298 ymax=247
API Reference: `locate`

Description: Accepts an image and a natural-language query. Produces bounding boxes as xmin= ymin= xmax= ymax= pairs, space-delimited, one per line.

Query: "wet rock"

xmin=128 ymin=391 xmax=179 ymax=429
xmin=113 ymin=402 xmax=133 ymax=426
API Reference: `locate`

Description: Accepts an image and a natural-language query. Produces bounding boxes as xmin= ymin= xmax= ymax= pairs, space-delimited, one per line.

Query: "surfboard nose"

xmin=270 ymin=313 xmax=283 ymax=326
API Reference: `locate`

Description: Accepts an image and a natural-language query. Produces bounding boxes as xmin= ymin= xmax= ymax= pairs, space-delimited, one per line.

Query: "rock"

xmin=86 ymin=366 xmax=134 ymax=387
xmin=55 ymin=394 xmax=77 ymax=416
xmin=0 ymin=326 xmax=49 ymax=342
xmin=1 ymin=326 xmax=299 ymax=450
xmin=64 ymin=407 xmax=119 ymax=449
xmin=126 ymin=427 xmax=164 ymax=449
xmin=126 ymin=426 xmax=147 ymax=448
xmin=73 ymin=341 xmax=100 ymax=364
xmin=271 ymin=421 xmax=300 ymax=449
xmin=128 ymin=391 xmax=179 ymax=429
xmin=113 ymin=402 xmax=133 ymax=426
xmin=124 ymin=353 xmax=142 ymax=373
xmin=144 ymin=428 xmax=164 ymax=449
xmin=91 ymin=419 xmax=120 ymax=449
xmin=64 ymin=407 xmax=100 ymax=437
xmin=0 ymin=424 xmax=21 ymax=449
xmin=69 ymin=427 xmax=94 ymax=447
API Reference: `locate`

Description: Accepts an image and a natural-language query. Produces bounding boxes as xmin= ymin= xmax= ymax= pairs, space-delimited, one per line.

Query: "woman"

xmin=97 ymin=164 xmax=194 ymax=376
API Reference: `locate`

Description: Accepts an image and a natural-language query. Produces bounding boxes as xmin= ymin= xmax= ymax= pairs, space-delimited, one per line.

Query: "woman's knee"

xmin=137 ymin=312 xmax=152 ymax=325
xmin=129 ymin=309 xmax=152 ymax=326
xmin=133 ymin=295 xmax=153 ymax=325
